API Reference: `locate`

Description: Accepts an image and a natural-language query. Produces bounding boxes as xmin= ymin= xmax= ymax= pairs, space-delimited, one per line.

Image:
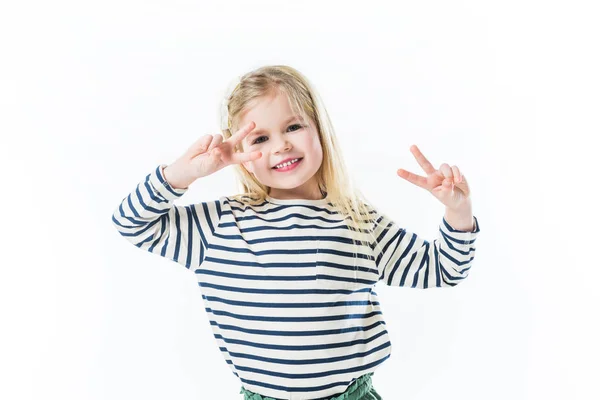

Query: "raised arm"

xmin=372 ymin=210 xmax=480 ymax=288
xmin=111 ymin=164 xmax=221 ymax=271
xmin=111 ymin=122 xmax=262 ymax=270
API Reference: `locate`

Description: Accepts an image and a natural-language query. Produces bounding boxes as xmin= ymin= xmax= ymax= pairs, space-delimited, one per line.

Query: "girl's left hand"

xmin=396 ymin=144 xmax=471 ymax=211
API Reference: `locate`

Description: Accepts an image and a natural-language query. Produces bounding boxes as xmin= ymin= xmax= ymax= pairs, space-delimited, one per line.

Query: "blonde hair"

xmin=220 ymin=65 xmax=383 ymax=254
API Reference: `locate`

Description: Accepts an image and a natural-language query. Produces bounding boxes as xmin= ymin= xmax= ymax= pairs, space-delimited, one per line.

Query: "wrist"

xmin=444 ymin=205 xmax=474 ymax=232
xmin=163 ymin=164 xmax=188 ymax=190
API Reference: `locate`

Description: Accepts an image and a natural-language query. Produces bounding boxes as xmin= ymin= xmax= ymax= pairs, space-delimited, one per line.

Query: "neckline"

xmin=265 ymin=194 xmax=330 ymax=206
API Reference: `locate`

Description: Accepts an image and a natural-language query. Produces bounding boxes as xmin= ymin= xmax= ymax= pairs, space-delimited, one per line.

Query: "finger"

xmin=231 ymin=150 xmax=262 ymax=164
xmin=439 ymin=163 xmax=453 ymax=180
xmin=187 ymin=134 xmax=214 ymax=158
xmin=207 ymin=135 xmax=223 ymax=152
xmin=451 ymin=165 xmax=461 ymax=183
xmin=456 ymin=172 xmax=468 ymax=188
xmin=228 ymin=121 xmax=256 ymax=146
xmin=397 ymin=168 xmax=428 ymax=189
xmin=409 ymin=145 xmax=436 ymax=175
xmin=450 ymin=165 xmax=469 ymax=190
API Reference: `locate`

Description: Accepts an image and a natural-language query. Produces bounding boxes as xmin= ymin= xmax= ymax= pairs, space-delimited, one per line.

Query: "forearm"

xmin=112 ymin=164 xmax=187 ymax=232
xmin=444 ymin=203 xmax=475 ymax=232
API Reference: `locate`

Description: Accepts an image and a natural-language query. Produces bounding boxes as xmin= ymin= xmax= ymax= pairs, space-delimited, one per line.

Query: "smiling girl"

xmin=112 ymin=65 xmax=480 ymax=400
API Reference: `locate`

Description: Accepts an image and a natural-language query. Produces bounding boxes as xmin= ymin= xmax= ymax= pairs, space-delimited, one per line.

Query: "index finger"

xmin=410 ymin=145 xmax=436 ymax=175
xmin=228 ymin=121 xmax=256 ymax=146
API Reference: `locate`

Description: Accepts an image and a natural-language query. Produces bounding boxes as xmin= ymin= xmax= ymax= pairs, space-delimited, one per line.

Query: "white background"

xmin=1 ymin=1 xmax=597 ymax=399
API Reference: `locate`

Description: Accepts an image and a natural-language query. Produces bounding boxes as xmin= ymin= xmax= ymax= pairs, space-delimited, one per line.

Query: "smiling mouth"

xmin=272 ymin=158 xmax=304 ymax=169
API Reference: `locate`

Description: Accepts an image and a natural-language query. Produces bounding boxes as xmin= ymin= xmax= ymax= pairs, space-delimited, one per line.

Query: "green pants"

xmin=240 ymin=373 xmax=382 ymax=400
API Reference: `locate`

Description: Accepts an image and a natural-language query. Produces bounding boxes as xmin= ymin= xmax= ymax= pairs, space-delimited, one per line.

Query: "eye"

xmin=251 ymin=124 xmax=304 ymax=145
xmin=287 ymin=123 xmax=303 ymax=132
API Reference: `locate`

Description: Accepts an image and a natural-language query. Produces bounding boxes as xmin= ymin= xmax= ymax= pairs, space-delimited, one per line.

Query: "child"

xmin=111 ymin=65 xmax=480 ymax=400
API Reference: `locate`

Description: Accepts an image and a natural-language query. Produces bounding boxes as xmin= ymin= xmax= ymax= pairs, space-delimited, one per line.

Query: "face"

xmin=239 ymin=90 xmax=324 ymax=200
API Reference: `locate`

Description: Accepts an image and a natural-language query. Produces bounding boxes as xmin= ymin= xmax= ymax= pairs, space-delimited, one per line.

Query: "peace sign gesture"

xmin=163 ymin=121 xmax=263 ymax=189
xmin=396 ymin=145 xmax=472 ymax=211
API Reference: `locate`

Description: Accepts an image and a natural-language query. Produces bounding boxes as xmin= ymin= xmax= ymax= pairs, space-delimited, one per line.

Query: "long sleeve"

xmin=371 ymin=209 xmax=480 ymax=288
xmin=111 ymin=164 xmax=222 ymax=271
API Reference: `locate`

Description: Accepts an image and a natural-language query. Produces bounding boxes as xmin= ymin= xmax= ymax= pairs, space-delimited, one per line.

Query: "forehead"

xmin=238 ymin=91 xmax=294 ymax=124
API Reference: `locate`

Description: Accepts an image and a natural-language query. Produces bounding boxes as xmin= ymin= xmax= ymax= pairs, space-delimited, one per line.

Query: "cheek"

xmin=251 ymin=158 xmax=270 ymax=174
xmin=307 ymin=127 xmax=321 ymax=149
xmin=309 ymin=136 xmax=323 ymax=156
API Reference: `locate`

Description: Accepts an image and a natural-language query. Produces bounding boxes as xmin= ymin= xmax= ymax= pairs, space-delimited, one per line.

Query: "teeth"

xmin=275 ymin=158 xmax=300 ymax=169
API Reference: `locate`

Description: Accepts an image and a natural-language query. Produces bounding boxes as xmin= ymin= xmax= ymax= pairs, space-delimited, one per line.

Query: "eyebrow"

xmin=246 ymin=115 xmax=302 ymax=141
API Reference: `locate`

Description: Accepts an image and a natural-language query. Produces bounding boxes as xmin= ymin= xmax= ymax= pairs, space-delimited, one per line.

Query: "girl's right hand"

xmin=163 ymin=121 xmax=262 ymax=189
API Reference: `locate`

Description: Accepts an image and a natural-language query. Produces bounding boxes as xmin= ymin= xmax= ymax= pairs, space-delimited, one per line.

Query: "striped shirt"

xmin=111 ymin=164 xmax=481 ymax=400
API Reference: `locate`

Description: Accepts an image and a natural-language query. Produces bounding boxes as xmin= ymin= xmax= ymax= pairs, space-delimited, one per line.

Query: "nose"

xmin=273 ymin=135 xmax=292 ymax=154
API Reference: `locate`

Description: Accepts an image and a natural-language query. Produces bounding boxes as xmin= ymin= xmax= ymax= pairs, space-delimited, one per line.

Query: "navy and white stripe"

xmin=372 ymin=208 xmax=480 ymax=289
xmin=111 ymin=164 xmax=481 ymax=400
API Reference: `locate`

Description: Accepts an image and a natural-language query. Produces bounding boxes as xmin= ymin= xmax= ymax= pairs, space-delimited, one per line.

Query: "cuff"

xmin=440 ymin=215 xmax=480 ymax=245
xmin=148 ymin=164 xmax=188 ymax=200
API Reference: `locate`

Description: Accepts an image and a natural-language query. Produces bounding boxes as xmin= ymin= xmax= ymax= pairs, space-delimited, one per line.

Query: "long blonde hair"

xmin=220 ymin=65 xmax=383 ymax=252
